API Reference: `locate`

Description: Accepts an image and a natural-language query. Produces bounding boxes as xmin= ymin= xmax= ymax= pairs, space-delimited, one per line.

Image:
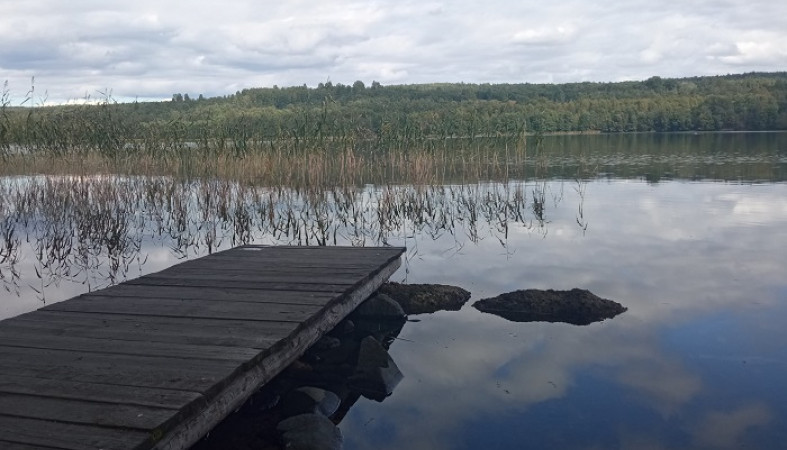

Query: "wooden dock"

xmin=0 ymin=245 xmax=405 ymax=450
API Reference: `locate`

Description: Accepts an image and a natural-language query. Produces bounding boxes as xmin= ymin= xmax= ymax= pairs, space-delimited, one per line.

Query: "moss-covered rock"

xmin=378 ymin=282 xmax=471 ymax=315
xmin=473 ymin=288 xmax=626 ymax=325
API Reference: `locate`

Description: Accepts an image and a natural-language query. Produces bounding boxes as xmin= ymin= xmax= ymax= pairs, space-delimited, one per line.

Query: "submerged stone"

xmin=351 ymin=293 xmax=406 ymax=320
xmin=351 ymin=317 xmax=405 ymax=345
xmin=378 ymin=282 xmax=471 ymax=315
xmin=280 ymin=387 xmax=341 ymax=418
xmin=311 ymin=336 xmax=342 ymax=352
xmin=473 ymin=288 xmax=627 ymax=325
xmin=330 ymin=319 xmax=355 ymax=336
xmin=277 ymin=413 xmax=343 ymax=450
xmin=348 ymin=336 xmax=403 ymax=401
xmin=312 ymin=338 xmax=360 ymax=366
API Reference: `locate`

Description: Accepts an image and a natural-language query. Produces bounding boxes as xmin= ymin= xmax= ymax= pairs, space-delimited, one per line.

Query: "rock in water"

xmin=348 ymin=336 xmax=403 ymax=401
xmin=378 ymin=282 xmax=471 ymax=315
xmin=311 ymin=336 xmax=342 ymax=352
xmin=280 ymin=387 xmax=341 ymax=418
xmin=277 ymin=413 xmax=343 ymax=450
xmin=473 ymin=288 xmax=627 ymax=325
xmin=351 ymin=293 xmax=406 ymax=320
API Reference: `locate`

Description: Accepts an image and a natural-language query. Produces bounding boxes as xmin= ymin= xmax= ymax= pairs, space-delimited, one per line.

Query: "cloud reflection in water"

xmin=341 ymin=181 xmax=787 ymax=450
xmin=0 ymin=173 xmax=785 ymax=448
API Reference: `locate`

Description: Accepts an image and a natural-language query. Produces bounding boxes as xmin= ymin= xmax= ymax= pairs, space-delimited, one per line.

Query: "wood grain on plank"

xmin=0 ymin=245 xmax=405 ymax=450
xmin=0 ymin=333 xmax=261 ymax=362
xmin=0 ymin=415 xmax=152 ymax=450
xmin=41 ymin=296 xmax=323 ymax=322
xmin=0 ymin=345 xmax=237 ymax=393
xmin=0 ymin=374 xmax=202 ymax=409
xmin=0 ymin=393 xmax=177 ymax=430
xmin=125 ymin=277 xmax=354 ymax=292
xmin=84 ymin=284 xmax=337 ymax=305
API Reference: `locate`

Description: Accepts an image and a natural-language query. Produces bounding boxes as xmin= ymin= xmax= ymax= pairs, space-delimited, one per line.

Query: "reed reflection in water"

xmin=3 ymin=131 xmax=785 ymax=318
xmin=0 ymin=174 xmax=584 ymax=318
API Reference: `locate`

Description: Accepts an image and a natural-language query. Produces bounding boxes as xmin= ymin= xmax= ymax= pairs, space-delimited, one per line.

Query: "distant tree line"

xmin=2 ymin=72 xmax=786 ymax=158
xmin=153 ymin=72 xmax=787 ymax=134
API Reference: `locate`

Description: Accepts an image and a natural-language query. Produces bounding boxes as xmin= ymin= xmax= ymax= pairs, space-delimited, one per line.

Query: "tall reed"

xmin=1 ymin=173 xmax=578 ymax=302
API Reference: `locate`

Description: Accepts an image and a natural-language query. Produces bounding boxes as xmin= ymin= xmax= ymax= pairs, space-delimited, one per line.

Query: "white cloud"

xmin=693 ymin=403 xmax=773 ymax=449
xmin=513 ymin=24 xmax=578 ymax=46
xmin=718 ymin=39 xmax=787 ymax=66
xmin=1 ymin=0 xmax=785 ymax=102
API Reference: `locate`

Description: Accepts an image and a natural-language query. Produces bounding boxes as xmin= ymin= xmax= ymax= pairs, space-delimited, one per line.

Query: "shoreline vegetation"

xmin=3 ymin=131 xmax=783 ymax=184
xmin=3 ymin=132 xmax=785 ymax=302
xmin=1 ymin=73 xmax=785 ymax=179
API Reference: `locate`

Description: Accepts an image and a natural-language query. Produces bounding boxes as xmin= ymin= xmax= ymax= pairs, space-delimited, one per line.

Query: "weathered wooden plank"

xmin=0 ymin=393 xmax=176 ymax=430
xmin=84 ymin=284 xmax=337 ymax=305
xmin=160 ymin=265 xmax=374 ymax=275
xmin=240 ymin=245 xmax=401 ymax=250
xmin=0 ymin=321 xmax=281 ymax=349
xmin=4 ymin=312 xmax=293 ymax=348
xmin=0 ymin=344 xmax=239 ymax=371
xmin=208 ymin=245 xmax=402 ymax=254
xmin=11 ymin=310 xmax=299 ymax=336
xmin=0 ymin=364 xmax=223 ymax=395
xmin=0 ymin=415 xmax=152 ymax=450
xmin=0 ymin=374 xmax=201 ymax=409
xmin=0 ymin=332 xmax=261 ymax=362
xmin=193 ymin=254 xmax=403 ymax=267
xmin=0 ymin=346 xmax=236 ymax=393
xmin=0 ymin=440 xmax=64 ymax=450
xmin=176 ymin=259 xmax=399 ymax=270
xmin=0 ymin=245 xmax=406 ymax=450
xmin=193 ymin=248 xmax=403 ymax=264
xmin=153 ymin=247 xmax=403 ymax=450
xmin=127 ymin=272 xmax=364 ymax=285
xmin=125 ymin=277 xmax=353 ymax=292
xmin=42 ymin=296 xmax=323 ymax=322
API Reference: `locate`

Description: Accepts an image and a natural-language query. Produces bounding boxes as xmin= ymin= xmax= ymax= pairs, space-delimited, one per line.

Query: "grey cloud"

xmin=1 ymin=0 xmax=785 ymax=102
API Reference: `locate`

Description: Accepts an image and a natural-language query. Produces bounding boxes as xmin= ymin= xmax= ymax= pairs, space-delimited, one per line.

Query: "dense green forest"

xmin=2 ymin=72 xmax=786 ymax=158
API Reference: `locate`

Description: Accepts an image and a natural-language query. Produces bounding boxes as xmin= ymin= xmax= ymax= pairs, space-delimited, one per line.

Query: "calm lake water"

xmin=1 ymin=132 xmax=786 ymax=449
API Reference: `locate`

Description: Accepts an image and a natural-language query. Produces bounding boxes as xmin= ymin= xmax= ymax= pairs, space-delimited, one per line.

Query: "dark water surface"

xmin=341 ymin=180 xmax=787 ymax=450
xmin=1 ymin=132 xmax=786 ymax=449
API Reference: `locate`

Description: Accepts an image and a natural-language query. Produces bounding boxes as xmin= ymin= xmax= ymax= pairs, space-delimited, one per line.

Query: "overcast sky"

xmin=2 ymin=0 xmax=786 ymax=103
